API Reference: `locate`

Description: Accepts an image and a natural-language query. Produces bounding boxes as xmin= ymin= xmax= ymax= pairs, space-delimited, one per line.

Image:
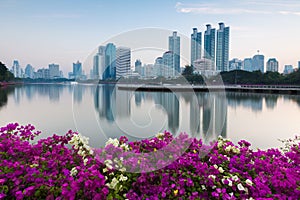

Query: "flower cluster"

xmin=0 ymin=123 xmax=299 ymax=199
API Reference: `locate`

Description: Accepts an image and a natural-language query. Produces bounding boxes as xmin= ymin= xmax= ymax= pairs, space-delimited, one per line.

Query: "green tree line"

xmin=182 ymin=65 xmax=300 ymax=85
xmin=0 ymin=61 xmax=14 ymax=81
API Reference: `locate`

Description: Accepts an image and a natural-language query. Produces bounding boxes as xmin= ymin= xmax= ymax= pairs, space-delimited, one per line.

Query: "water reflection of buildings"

xmin=93 ymin=87 xmax=227 ymax=140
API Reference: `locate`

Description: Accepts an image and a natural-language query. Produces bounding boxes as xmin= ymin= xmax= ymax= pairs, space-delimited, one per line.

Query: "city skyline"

xmin=1 ymin=0 xmax=300 ymax=75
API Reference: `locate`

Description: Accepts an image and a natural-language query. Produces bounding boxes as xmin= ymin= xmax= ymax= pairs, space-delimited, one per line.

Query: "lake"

xmin=0 ymin=84 xmax=299 ymax=149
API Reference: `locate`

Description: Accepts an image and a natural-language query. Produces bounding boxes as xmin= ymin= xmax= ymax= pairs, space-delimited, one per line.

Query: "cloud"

xmin=175 ymin=1 xmax=300 ymax=16
xmin=175 ymin=2 xmax=271 ymax=15
xmin=278 ymin=11 xmax=300 ymax=16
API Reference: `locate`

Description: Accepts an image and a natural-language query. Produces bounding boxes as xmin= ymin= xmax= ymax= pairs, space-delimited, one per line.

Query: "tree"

xmin=0 ymin=61 xmax=14 ymax=81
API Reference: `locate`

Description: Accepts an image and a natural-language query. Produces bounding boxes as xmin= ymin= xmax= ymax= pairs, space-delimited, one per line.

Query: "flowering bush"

xmin=0 ymin=123 xmax=299 ymax=199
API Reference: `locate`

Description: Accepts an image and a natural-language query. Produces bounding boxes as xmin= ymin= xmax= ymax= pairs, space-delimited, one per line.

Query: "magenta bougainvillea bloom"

xmin=0 ymin=123 xmax=299 ymax=199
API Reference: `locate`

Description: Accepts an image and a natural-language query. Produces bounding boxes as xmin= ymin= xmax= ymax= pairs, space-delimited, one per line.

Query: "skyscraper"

xmin=216 ymin=22 xmax=230 ymax=72
xmin=163 ymin=51 xmax=174 ymax=77
xmin=93 ymin=46 xmax=106 ymax=79
xmin=191 ymin=28 xmax=201 ymax=66
xmin=252 ymin=54 xmax=264 ymax=72
xmin=25 ymin=64 xmax=34 ymax=79
xmin=11 ymin=60 xmax=22 ymax=78
xmin=266 ymin=58 xmax=279 ymax=72
xmin=168 ymin=31 xmax=180 ymax=74
xmin=243 ymin=58 xmax=252 ymax=72
xmin=104 ymin=43 xmax=116 ymax=80
xmin=135 ymin=59 xmax=142 ymax=76
xmin=204 ymin=24 xmax=216 ymax=62
xmin=283 ymin=65 xmax=294 ymax=74
xmin=49 ymin=64 xmax=60 ymax=79
xmin=154 ymin=57 xmax=163 ymax=77
xmin=116 ymin=47 xmax=131 ymax=79
xmin=73 ymin=61 xmax=82 ymax=79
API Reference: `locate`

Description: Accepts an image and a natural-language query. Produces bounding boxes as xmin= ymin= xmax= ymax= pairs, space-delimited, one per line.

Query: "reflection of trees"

xmin=226 ymin=92 xmax=263 ymax=112
xmin=265 ymin=94 xmax=279 ymax=109
xmin=289 ymin=96 xmax=300 ymax=108
xmin=0 ymin=87 xmax=14 ymax=109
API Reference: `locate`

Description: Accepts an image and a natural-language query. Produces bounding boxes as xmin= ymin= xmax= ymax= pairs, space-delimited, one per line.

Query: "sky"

xmin=1 ymin=0 xmax=300 ymax=75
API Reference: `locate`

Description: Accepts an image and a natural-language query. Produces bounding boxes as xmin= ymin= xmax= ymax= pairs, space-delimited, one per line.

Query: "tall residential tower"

xmin=168 ymin=31 xmax=180 ymax=73
xmin=216 ymin=22 xmax=230 ymax=72
xmin=191 ymin=28 xmax=201 ymax=66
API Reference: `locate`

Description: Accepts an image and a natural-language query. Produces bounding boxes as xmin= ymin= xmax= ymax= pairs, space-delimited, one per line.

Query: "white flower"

xmin=225 ymin=145 xmax=232 ymax=152
xmin=109 ymin=177 xmax=119 ymax=189
xmin=213 ymin=164 xmax=218 ymax=169
xmin=232 ymin=175 xmax=239 ymax=182
xmin=119 ymin=167 xmax=126 ymax=172
xmin=120 ymin=143 xmax=129 ymax=151
xmin=156 ymin=132 xmax=164 ymax=139
xmin=119 ymin=174 xmax=128 ymax=181
xmin=245 ymin=179 xmax=253 ymax=186
xmin=70 ymin=167 xmax=78 ymax=176
xmin=105 ymin=138 xmax=119 ymax=147
xmin=218 ymin=167 xmax=224 ymax=173
xmin=228 ymin=179 xmax=233 ymax=187
xmin=237 ymin=183 xmax=245 ymax=191
xmin=83 ymin=158 xmax=88 ymax=166
xmin=212 ymin=185 xmax=216 ymax=189
xmin=208 ymin=175 xmax=216 ymax=180
xmin=201 ymin=185 xmax=206 ymax=190
xmin=229 ymin=192 xmax=233 ymax=197
xmin=103 ymin=168 xmax=108 ymax=173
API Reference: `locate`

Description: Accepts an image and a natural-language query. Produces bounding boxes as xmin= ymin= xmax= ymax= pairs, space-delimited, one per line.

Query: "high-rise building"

xmin=216 ymin=22 xmax=230 ymax=72
xmin=154 ymin=57 xmax=164 ymax=77
xmin=93 ymin=46 xmax=106 ymax=79
xmin=191 ymin=28 xmax=201 ymax=66
xmin=104 ymin=43 xmax=116 ymax=80
xmin=229 ymin=58 xmax=242 ymax=71
xmin=243 ymin=58 xmax=252 ymax=72
xmin=25 ymin=64 xmax=34 ymax=79
xmin=163 ymin=51 xmax=174 ymax=77
xmin=135 ymin=59 xmax=142 ymax=76
xmin=168 ymin=31 xmax=180 ymax=74
xmin=49 ymin=63 xmax=60 ymax=79
xmin=283 ymin=65 xmax=294 ymax=74
xmin=252 ymin=54 xmax=264 ymax=72
xmin=11 ymin=60 xmax=22 ymax=78
xmin=266 ymin=58 xmax=279 ymax=72
xmin=116 ymin=47 xmax=131 ymax=79
xmin=73 ymin=61 xmax=82 ymax=79
xmin=204 ymin=24 xmax=216 ymax=63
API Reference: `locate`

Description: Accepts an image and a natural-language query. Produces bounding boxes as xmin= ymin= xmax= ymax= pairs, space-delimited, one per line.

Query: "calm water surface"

xmin=0 ymin=84 xmax=299 ymax=149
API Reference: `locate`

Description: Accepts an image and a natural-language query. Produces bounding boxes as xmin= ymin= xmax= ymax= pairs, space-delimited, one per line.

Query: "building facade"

xmin=216 ymin=22 xmax=230 ymax=72
xmin=283 ymin=65 xmax=294 ymax=74
xmin=191 ymin=28 xmax=201 ymax=66
xmin=204 ymin=24 xmax=216 ymax=63
xmin=266 ymin=58 xmax=279 ymax=72
xmin=252 ymin=54 xmax=264 ymax=73
xmin=25 ymin=64 xmax=34 ymax=79
xmin=104 ymin=43 xmax=116 ymax=80
xmin=72 ymin=61 xmax=82 ymax=79
xmin=168 ymin=31 xmax=180 ymax=74
xmin=116 ymin=47 xmax=131 ymax=79
xmin=243 ymin=58 xmax=252 ymax=72
xmin=49 ymin=64 xmax=60 ymax=79
xmin=229 ymin=58 xmax=242 ymax=71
